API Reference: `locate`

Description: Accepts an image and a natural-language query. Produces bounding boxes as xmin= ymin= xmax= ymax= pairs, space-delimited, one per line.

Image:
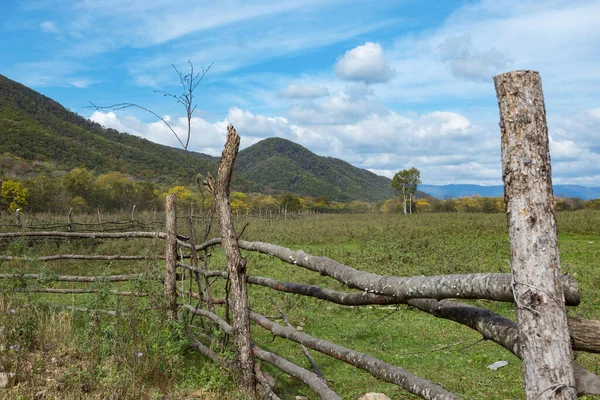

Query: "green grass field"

xmin=1 ymin=211 xmax=600 ymax=399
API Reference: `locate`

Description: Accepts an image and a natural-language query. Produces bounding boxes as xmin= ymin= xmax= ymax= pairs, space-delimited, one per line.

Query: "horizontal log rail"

xmin=0 ymin=273 xmax=144 ymax=282
xmin=0 ymin=231 xmax=166 ymax=239
xmin=16 ymin=288 xmax=148 ymax=296
xmin=179 ymin=264 xmax=600 ymax=355
xmin=179 ymin=262 xmax=401 ymax=305
xmin=188 ymin=239 xmax=581 ymax=305
xmin=0 ymin=254 xmax=165 ymax=262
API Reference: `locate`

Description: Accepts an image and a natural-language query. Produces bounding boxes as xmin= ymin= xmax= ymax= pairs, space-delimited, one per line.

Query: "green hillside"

xmin=0 ymin=74 xmax=397 ymax=202
xmin=234 ymin=138 xmax=395 ymax=201
xmin=0 ymin=74 xmax=217 ymax=183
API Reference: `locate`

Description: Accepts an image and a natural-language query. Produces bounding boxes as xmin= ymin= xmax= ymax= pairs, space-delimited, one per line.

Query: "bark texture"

xmin=234 ymin=240 xmax=579 ymax=305
xmin=568 ymin=317 xmax=600 ymax=354
xmin=208 ymin=125 xmax=256 ymax=391
xmin=252 ymin=346 xmax=342 ymax=400
xmin=164 ymin=194 xmax=178 ymax=320
xmin=495 ymin=70 xmax=576 ymax=399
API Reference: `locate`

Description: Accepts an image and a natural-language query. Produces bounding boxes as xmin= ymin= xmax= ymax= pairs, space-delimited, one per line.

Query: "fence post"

xmin=206 ymin=125 xmax=256 ymax=393
xmin=165 ymin=194 xmax=178 ymax=320
xmin=130 ymin=204 xmax=136 ymax=222
xmin=494 ymin=70 xmax=576 ymax=399
xmin=67 ymin=207 xmax=73 ymax=232
xmin=15 ymin=209 xmax=21 ymax=228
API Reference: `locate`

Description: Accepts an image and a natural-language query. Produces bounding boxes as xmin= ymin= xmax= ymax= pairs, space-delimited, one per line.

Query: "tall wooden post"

xmin=494 ymin=70 xmax=576 ymax=399
xmin=165 ymin=194 xmax=178 ymax=320
xmin=67 ymin=207 xmax=73 ymax=232
xmin=207 ymin=125 xmax=256 ymax=392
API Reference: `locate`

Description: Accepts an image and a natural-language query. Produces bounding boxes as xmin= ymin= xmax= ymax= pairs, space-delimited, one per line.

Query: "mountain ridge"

xmin=421 ymin=184 xmax=600 ymax=200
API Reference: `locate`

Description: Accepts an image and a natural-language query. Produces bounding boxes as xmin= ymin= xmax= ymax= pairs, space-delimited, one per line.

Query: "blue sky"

xmin=2 ymin=0 xmax=600 ymax=186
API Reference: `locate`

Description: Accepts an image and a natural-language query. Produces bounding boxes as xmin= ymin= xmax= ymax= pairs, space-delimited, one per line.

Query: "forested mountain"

xmin=234 ymin=138 xmax=395 ymax=201
xmin=0 ymin=74 xmax=395 ymax=202
xmin=0 ymin=74 xmax=217 ymax=184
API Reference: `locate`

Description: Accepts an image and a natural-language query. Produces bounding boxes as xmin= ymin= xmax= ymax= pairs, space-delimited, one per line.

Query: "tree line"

xmin=1 ymin=167 xmax=599 ymax=215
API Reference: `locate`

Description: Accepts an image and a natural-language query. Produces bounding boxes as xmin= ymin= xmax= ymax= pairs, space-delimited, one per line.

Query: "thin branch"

xmin=88 ymin=101 xmax=186 ymax=149
xmin=270 ymin=297 xmax=324 ymax=379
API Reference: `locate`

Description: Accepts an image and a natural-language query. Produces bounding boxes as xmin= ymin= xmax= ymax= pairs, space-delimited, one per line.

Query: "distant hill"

xmin=421 ymin=184 xmax=600 ymax=200
xmin=234 ymin=138 xmax=395 ymax=202
xmin=0 ymin=74 xmax=218 ymax=184
xmin=0 ymin=74 xmax=396 ymax=202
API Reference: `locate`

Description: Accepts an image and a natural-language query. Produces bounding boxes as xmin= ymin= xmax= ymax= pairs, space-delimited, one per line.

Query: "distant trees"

xmin=391 ymin=167 xmax=421 ymax=215
xmin=1 ymin=179 xmax=29 ymax=211
xmin=280 ymin=193 xmax=302 ymax=213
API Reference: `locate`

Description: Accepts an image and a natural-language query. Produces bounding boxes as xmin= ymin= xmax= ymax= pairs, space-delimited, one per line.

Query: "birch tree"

xmin=391 ymin=167 xmax=421 ymax=214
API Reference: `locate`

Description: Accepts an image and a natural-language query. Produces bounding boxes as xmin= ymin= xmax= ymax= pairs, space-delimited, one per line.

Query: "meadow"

xmin=1 ymin=210 xmax=599 ymax=399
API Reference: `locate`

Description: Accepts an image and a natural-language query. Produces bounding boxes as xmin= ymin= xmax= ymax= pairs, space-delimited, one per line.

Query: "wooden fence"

xmin=1 ymin=70 xmax=599 ymax=399
xmin=2 ymin=207 xmax=600 ymax=399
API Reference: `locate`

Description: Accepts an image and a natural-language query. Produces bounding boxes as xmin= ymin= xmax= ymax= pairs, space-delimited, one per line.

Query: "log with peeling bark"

xmin=0 ymin=273 xmax=143 ymax=282
xmin=17 ymin=288 xmax=147 ymax=296
xmin=191 ymin=239 xmax=580 ymax=305
xmin=568 ymin=317 xmax=600 ymax=354
xmin=179 ymin=266 xmax=600 ymax=354
xmin=0 ymin=255 xmax=165 ymax=262
xmin=495 ymin=70 xmax=576 ymax=399
xmin=206 ymin=125 xmax=255 ymax=392
xmin=255 ymin=362 xmax=282 ymax=400
xmin=181 ymin=304 xmax=234 ymax=335
xmin=252 ymin=345 xmax=343 ymax=400
xmin=177 ymin=263 xmax=399 ymax=305
xmin=0 ymin=231 xmax=166 ymax=239
xmin=406 ymin=298 xmax=600 ymax=396
xmin=250 ymin=311 xmax=461 ymax=400
xmin=50 ymin=304 xmax=119 ymax=316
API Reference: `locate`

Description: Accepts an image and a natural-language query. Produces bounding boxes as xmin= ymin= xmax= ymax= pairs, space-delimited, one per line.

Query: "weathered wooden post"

xmin=15 ymin=209 xmax=21 ymax=228
xmin=165 ymin=194 xmax=178 ymax=320
xmin=130 ymin=204 xmax=136 ymax=222
xmin=67 ymin=207 xmax=73 ymax=232
xmin=206 ymin=125 xmax=256 ymax=393
xmin=494 ymin=70 xmax=576 ymax=399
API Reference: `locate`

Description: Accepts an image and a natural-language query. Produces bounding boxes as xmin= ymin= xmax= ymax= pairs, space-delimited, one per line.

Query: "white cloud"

xmin=225 ymin=108 xmax=291 ymax=138
xmin=68 ymin=78 xmax=98 ymax=88
xmin=88 ymin=103 xmax=501 ymax=185
xmin=40 ymin=20 xmax=59 ymax=34
xmin=89 ymin=110 xmax=228 ymax=155
xmin=438 ymin=34 xmax=511 ymax=81
xmin=276 ymin=84 xmax=329 ymax=99
xmin=335 ymin=42 xmax=395 ymax=84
